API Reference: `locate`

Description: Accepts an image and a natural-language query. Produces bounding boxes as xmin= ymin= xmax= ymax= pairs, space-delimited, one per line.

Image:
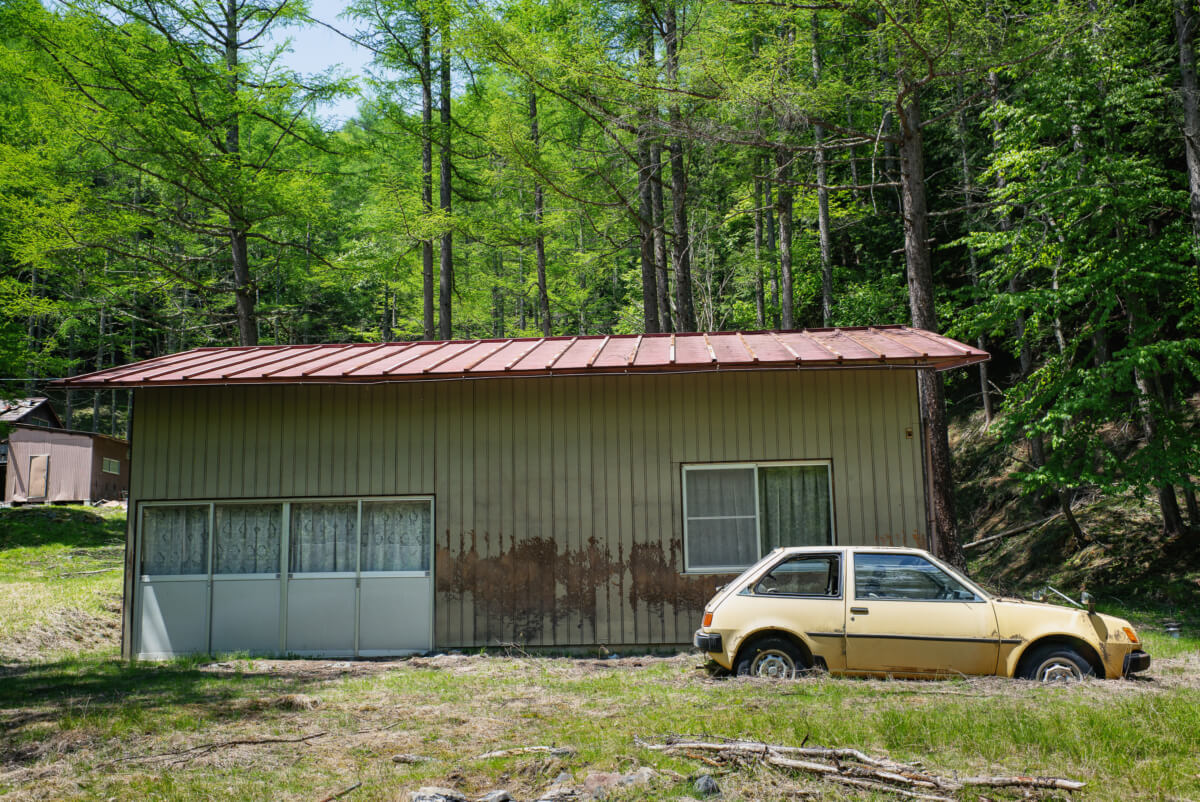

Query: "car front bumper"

xmin=1123 ymin=649 xmax=1151 ymax=677
xmin=693 ymin=630 xmax=723 ymax=653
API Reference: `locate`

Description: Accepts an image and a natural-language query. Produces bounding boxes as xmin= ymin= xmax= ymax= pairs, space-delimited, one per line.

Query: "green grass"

xmin=2 ymin=652 xmax=1199 ymax=800
xmin=3 ymin=503 xmax=1200 ymax=800
xmin=0 ymin=505 xmax=124 ymax=649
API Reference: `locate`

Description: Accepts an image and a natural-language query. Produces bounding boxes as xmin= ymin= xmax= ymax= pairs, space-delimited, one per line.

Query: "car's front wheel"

xmin=1019 ymin=644 xmax=1095 ymax=682
xmin=735 ymin=637 xmax=808 ymax=679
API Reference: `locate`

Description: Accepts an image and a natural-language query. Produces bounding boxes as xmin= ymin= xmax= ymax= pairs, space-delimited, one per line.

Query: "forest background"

xmin=0 ymin=0 xmax=1198 ymax=560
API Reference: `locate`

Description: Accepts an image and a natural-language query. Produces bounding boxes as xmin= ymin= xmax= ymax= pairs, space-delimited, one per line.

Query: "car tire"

xmin=734 ymin=637 xmax=808 ymax=679
xmin=1019 ymin=644 xmax=1095 ymax=682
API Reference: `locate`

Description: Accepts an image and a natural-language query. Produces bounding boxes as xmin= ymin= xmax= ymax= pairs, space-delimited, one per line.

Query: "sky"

xmin=268 ymin=0 xmax=372 ymax=124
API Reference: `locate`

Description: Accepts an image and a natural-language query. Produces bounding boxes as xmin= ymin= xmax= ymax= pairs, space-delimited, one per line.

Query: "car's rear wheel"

xmin=1019 ymin=644 xmax=1095 ymax=682
xmin=735 ymin=637 xmax=808 ymax=679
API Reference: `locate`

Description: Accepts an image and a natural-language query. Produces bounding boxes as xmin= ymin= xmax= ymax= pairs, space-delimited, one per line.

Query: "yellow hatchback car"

xmin=693 ymin=546 xmax=1150 ymax=681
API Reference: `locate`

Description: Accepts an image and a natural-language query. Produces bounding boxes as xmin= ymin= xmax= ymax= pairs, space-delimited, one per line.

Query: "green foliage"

xmin=0 ymin=0 xmax=1196 ymax=531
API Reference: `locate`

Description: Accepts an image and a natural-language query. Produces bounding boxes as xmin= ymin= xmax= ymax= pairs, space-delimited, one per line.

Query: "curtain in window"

xmin=290 ymin=502 xmax=357 ymax=573
xmin=214 ymin=504 xmax=282 ymax=575
xmin=142 ymin=505 xmax=209 ymax=575
xmin=361 ymin=501 xmax=431 ymax=572
xmin=685 ymin=468 xmax=758 ymax=569
xmin=759 ymin=465 xmax=832 ymax=550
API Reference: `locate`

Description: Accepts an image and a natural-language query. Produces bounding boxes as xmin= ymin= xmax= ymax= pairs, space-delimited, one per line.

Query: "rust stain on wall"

xmin=629 ymin=540 xmax=728 ymax=614
xmin=436 ymin=531 xmax=729 ymax=644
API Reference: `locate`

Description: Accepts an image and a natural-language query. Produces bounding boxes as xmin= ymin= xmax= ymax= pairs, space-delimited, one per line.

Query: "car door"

xmin=745 ymin=552 xmax=846 ymax=671
xmin=845 ymin=552 xmax=999 ymax=676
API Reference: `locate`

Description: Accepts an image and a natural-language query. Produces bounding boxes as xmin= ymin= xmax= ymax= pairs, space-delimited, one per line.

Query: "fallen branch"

xmin=477 ymin=745 xmax=575 ymax=759
xmin=637 ymin=736 xmax=1084 ymax=798
xmin=963 ymin=514 xmax=1062 ymax=551
xmin=104 ymin=731 xmax=327 ymax=767
xmin=959 ymin=775 xmax=1086 ymax=791
xmin=55 ymin=566 xmax=121 ymax=577
xmin=318 ymin=782 xmax=362 ymax=802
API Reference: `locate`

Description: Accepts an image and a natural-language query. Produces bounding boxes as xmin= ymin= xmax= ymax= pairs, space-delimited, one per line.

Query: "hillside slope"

xmin=953 ymin=409 xmax=1200 ymax=627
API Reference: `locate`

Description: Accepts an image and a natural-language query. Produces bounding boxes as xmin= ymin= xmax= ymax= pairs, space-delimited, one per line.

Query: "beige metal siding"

xmin=129 ymin=368 xmax=926 ymax=649
xmin=6 ymin=428 xmax=96 ymax=503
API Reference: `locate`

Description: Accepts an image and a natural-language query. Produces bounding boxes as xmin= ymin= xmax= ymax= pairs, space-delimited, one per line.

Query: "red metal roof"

xmin=54 ymin=327 xmax=988 ymax=388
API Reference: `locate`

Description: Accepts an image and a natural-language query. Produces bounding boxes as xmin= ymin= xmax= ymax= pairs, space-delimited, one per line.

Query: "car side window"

xmin=854 ymin=553 xmax=979 ymax=601
xmin=753 ymin=555 xmax=840 ymax=597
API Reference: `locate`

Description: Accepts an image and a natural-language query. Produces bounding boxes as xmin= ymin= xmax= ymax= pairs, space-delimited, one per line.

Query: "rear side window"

xmin=754 ymin=554 xmax=840 ymax=597
xmin=854 ymin=553 xmax=979 ymax=601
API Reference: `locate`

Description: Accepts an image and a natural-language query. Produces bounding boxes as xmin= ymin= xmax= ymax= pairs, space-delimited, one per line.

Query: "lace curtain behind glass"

xmin=361 ymin=501 xmax=431 ymax=572
xmin=290 ymin=502 xmax=357 ymax=572
xmin=142 ymin=505 xmax=209 ymax=575
xmin=214 ymin=504 xmax=282 ymax=574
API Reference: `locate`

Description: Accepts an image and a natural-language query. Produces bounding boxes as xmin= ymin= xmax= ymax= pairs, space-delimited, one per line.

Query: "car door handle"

xmin=850 ymin=607 xmax=869 ymax=615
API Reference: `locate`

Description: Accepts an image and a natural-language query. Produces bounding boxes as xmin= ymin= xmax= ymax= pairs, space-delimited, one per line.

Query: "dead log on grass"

xmin=477 ymin=746 xmax=576 ymax=759
xmin=636 ymin=736 xmax=1084 ymax=798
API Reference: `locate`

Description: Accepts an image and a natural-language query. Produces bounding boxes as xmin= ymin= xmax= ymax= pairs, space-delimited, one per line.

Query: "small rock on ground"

xmin=693 ymin=774 xmax=721 ymax=797
xmin=393 ymin=753 xmax=429 ymax=764
xmin=409 ymin=787 xmax=468 ymax=802
xmin=535 ymin=784 xmax=579 ymax=801
xmin=477 ymin=792 xmax=513 ymax=802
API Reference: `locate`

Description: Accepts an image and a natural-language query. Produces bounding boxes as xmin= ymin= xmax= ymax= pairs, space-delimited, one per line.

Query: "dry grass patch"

xmin=5 ymin=652 xmax=1197 ymax=801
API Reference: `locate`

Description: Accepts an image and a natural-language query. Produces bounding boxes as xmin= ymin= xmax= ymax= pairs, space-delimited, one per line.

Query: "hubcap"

xmin=1037 ymin=659 xmax=1082 ymax=682
xmin=751 ymin=650 xmax=797 ymax=679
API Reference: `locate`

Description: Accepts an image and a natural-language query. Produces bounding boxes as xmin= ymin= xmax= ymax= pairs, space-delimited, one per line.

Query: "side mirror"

xmin=714 ymin=584 xmax=725 ymax=593
xmin=1031 ymin=589 xmax=1045 ymax=602
xmin=1081 ymin=591 xmax=1095 ymax=613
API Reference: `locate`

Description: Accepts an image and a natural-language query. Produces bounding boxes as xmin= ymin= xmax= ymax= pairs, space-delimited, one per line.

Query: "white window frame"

xmin=102 ymin=457 xmax=121 ymax=475
xmin=137 ymin=495 xmax=435 ymax=581
xmin=682 ymin=460 xmax=835 ymax=574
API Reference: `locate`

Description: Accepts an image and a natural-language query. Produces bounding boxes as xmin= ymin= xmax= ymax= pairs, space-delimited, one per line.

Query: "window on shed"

xmin=141 ymin=505 xmax=210 ymax=575
xmin=290 ymin=502 xmax=357 ymax=573
xmin=215 ymin=504 xmax=282 ymax=575
xmin=102 ymin=457 xmax=120 ymax=475
xmin=683 ymin=462 xmax=833 ymax=572
xmin=360 ymin=500 xmax=431 ymax=573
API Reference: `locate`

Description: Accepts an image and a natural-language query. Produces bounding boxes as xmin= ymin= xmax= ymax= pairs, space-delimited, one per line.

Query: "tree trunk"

xmin=664 ymin=3 xmax=695 ymax=332
xmin=493 ymin=250 xmax=505 ymax=337
xmin=225 ymin=0 xmax=256 ymax=346
xmin=1131 ymin=313 xmax=1188 ymax=537
xmin=92 ymin=306 xmax=105 ymax=433
xmin=764 ymin=155 xmax=779 ymax=327
xmin=230 ymin=227 xmax=257 ymax=346
xmin=381 ymin=285 xmax=392 ymax=342
xmin=812 ymin=16 xmax=833 ymax=326
xmin=650 ymin=141 xmax=671 ymax=330
xmin=1176 ymin=0 xmax=1200 ymax=239
xmin=530 ymin=89 xmax=551 ymax=336
xmin=421 ymin=21 xmax=435 ymax=340
xmin=954 ymin=79 xmax=992 ymax=425
xmin=775 ymin=147 xmax=794 ymax=330
xmin=636 ymin=27 xmax=659 ymax=334
xmin=754 ymin=172 xmax=765 ymax=327
xmin=898 ymin=84 xmax=962 ymax=567
xmin=438 ymin=42 xmax=453 ymax=340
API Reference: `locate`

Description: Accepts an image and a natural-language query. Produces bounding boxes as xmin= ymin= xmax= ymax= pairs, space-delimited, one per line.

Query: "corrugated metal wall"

xmin=6 ymin=429 xmax=96 ymax=503
xmin=129 ymin=368 xmax=927 ymax=649
xmin=89 ymin=436 xmax=130 ymax=501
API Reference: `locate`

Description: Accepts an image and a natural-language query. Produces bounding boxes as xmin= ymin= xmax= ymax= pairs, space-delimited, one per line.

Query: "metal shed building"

xmin=57 ymin=327 xmax=987 ymax=659
xmin=3 ymin=425 xmax=129 ymax=505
